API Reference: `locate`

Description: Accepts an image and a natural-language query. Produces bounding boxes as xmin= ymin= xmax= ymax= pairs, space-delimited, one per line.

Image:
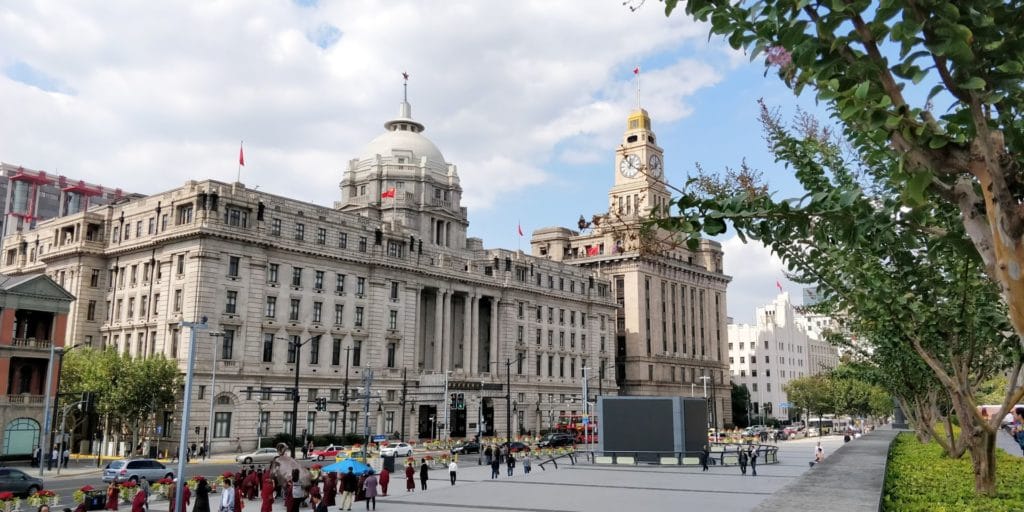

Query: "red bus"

xmin=555 ymin=414 xmax=598 ymax=443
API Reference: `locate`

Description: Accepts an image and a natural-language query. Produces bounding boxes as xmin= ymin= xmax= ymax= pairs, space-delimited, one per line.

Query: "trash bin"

xmin=87 ymin=491 xmax=107 ymax=510
xmin=382 ymin=455 xmax=395 ymax=473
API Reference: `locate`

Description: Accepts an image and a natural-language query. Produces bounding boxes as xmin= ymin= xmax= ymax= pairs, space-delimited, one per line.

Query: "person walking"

xmin=323 ymin=473 xmax=337 ymax=507
xmin=484 ymin=445 xmax=493 ymax=466
xmin=748 ymin=444 xmax=758 ymax=476
xmin=378 ymin=468 xmax=390 ymax=496
xmin=32 ymin=446 xmax=40 ymax=468
xmin=737 ymin=446 xmax=748 ymax=475
xmin=131 ymin=486 xmax=147 ymax=512
xmin=489 ymin=454 xmax=500 ymax=479
xmin=362 ymin=471 xmax=378 ymax=511
xmin=139 ymin=477 xmax=151 ymax=510
xmin=168 ymin=478 xmax=191 ymax=512
xmin=49 ymin=447 xmax=58 ymax=471
xmin=105 ymin=483 xmax=119 ymax=511
xmin=259 ymin=476 xmax=274 ymax=512
xmin=194 ymin=478 xmax=211 ymax=512
xmin=309 ymin=493 xmax=326 ymax=512
xmin=701 ymin=445 xmax=710 ymax=472
xmin=448 ymin=460 xmax=457 ymax=485
xmin=404 ymin=463 xmax=415 ymax=492
xmin=506 ymin=453 xmax=516 ymax=476
xmin=419 ymin=460 xmax=429 ymax=491
xmin=814 ymin=442 xmax=825 ymax=465
xmin=62 ymin=447 xmax=70 ymax=468
xmin=522 ymin=453 xmax=531 ymax=475
xmin=288 ymin=469 xmax=305 ymax=512
xmin=340 ymin=468 xmax=358 ymax=511
xmin=219 ymin=479 xmax=235 ymax=512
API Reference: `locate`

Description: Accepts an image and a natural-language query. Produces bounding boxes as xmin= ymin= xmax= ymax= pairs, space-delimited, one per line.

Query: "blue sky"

xmin=0 ymin=1 xmax=827 ymax=323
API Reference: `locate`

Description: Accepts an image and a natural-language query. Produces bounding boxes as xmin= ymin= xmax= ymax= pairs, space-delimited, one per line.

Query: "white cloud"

xmin=0 ymin=1 xmax=725 ymax=211
xmin=721 ymin=234 xmax=805 ymax=324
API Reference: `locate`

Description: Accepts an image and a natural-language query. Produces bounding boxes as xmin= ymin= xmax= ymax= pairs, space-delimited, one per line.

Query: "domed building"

xmin=0 ymin=84 xmax=618 ymax=455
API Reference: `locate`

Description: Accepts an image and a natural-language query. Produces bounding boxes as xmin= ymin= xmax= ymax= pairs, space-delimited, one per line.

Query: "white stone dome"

xmin=359 ymin=99 xmax=446 ymax=165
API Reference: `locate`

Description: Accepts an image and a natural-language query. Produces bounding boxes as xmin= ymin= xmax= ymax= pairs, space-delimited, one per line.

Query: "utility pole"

xmin=399 ymin=368 xmax=408 ymax=441
xmin=206 ymin=332 xmax=224 ymax=458
xmin=39 ymin=344 xmax=61 ymax=477
xmin=288 ymin=335 xmax=322 ymax=458
xmin=341 ymin=341 xmax=354 ymax=438
xmin=361 ymin=368 xmax=374 ymax=460
xmin=700 ymin=375 xmax=711 ymax=431
xmin=173 ymin=316 xmax=207 ymax=512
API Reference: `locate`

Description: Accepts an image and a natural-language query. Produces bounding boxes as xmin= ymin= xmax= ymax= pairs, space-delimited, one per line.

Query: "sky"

xmin=0 ymin=0 xmax=821 ymax=324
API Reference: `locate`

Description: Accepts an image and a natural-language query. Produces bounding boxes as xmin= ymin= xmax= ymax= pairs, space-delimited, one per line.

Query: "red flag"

xmin=402 ymin=71 xmax=409 ymax=80
xmin=517 ymin=224 xmax=524 ymax=237
xmin=381 ymin=188 xmax=396 ymax=199
xmin=586 ymin=245 xmax=600 ymax=256
xmin=776 ymin=280 xmax=783 ymax=292
xmin=238 ymin=143 xmax=245 ymax=166
xmin=633 ymin=66 xmax=639 ymax=75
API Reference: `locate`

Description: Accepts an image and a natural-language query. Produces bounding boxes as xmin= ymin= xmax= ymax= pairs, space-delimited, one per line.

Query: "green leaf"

xmin=855 ymin=81 xmax=870 ymax=99
xmin=960 ymin=77 xmax=986 ymax=90
xmin=903 ymin=170 xmax=933 ymax=207
xmin=704 ymin=217 xmax=727 ymax=236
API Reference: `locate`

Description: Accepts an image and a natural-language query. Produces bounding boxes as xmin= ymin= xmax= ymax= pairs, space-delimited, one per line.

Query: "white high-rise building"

xmin=728 ymin=292 xmax=839 ymax=421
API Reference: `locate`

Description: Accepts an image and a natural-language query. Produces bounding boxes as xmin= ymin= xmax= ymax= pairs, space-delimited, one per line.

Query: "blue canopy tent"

xmin=321 ymin=458 xmax=373 ymax=475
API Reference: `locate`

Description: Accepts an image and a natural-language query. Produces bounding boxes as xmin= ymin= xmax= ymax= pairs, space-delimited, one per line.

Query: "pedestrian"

xmin=105 ymin=482 xmax=119 ymax=511
xmin=700 ymin=445 xmax=710 ymax=472
xmin=506 ymin=453 xmax=516 ymax=476
xmin=340 ymin=468 xmax=357 ymax=511
xmin=259 ymin=476 xmax=274 ymax=512
xmin=194 ymin=478 xmax=211 ymax=512
xmin=419 ymin=460 xmax=429 ymax=491
xmin=362 ymin=471 xmax=378 ymax=511
xmin=62 ymin=447 xmax=70 ymax=468
xmin=236 ymin=438 xmax=243 ymax=454
xmin=288 ymin=469 xmax=305 ymax=512
xmin=522 ymin=453 xmax=531 ymax=474
xmin=448 ymin=460 xmax=457 ymax=485
xmin=811 ymin=442 xmax=825 ymax=466
xmin=139 ymin=477 xmax=151 ymax=509
xmin=737 ymin=446 xmax=748 ymax=475
xmin=219 ymin=479 xmax=235 ymax=512
xmin=32 ymin=446 xmax=41 ymax=468
xmin=301 ymin=443 xmax=309 ymax=460
xmin=484 ymin=445 xmax=493 ymax=466
xmin=233 ymin=479 xmax=244 ymax=512
xmin=309 ymin=493 xmax=326 ymax=512
xmin=50 ymin=447 xmax=58 ymax=470
xmin=378 ymin=468 xmax=389 ymax=496
xmin=490 ymin=454 xmax=500 ymax=479
xmin=404 ymin=463 xmax=415 ymax=492
xmin=168 ymin=479 xmax=191 ymax=512
xmin=748 ymin=444 xmax=758 ymax=476
xmin=323 ymin=473 xmax=337 ymax=507
xmin=131 ymin=487 xmax=147 ymax=512
xmin=190 ymin=443 xmax=197 ymax=461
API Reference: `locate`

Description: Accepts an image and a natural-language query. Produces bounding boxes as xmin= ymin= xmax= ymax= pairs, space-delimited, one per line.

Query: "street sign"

xmin=372 ymin=434 xmax=386 ymax=442
xmin=156 ymin=426 xmax=163 ymax=436
xmin=581 ymin=417 xmax=589 ymax=424
xmin=779 ymin=402 xmax=792 ymax=408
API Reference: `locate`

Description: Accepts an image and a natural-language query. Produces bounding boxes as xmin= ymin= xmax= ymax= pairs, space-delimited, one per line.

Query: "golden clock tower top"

xmin=610 ymin=108 xmax=670 ymax=217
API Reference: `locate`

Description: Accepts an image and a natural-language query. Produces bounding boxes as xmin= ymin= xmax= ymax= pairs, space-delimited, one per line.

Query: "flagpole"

xmin=636 ymin=67 xmax=641 ymax=109
xmin=237 ymin=140 xmax=243 ymax=184
xmin=517 ymin=219 xmax=521 ymax=253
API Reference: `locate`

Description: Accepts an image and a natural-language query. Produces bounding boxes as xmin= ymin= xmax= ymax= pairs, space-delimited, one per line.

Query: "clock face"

xmin=619 ymin=154 xmax=641 ymax=178
xmin=648 ymin=155 xmax=663 ymax=177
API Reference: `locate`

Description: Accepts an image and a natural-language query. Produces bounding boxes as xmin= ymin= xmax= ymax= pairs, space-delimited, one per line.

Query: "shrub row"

xmin=883 ymin=432 xmax=1024 ymax=511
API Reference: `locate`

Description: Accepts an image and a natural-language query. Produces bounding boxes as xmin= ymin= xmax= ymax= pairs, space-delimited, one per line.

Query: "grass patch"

xmin=883 ymin=432 xmax=1024 ymax=511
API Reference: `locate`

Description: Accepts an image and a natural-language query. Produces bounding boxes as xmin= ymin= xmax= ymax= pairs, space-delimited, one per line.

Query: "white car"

xmin=380 ymin=442 xmax=413 ymax=457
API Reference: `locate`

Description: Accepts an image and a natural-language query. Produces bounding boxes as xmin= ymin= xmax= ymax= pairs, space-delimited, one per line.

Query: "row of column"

xmin=428 ymin=289 xmax=498 ymax=374
xmin=432 ymin=219 xmax=452 ymax=247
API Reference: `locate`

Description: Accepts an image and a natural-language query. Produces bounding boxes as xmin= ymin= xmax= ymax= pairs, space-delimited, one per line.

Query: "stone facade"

xmin=0 ymin=99 xmax=617 ymax=453
xmin=530 ymin=109 xmax=733 ymax=429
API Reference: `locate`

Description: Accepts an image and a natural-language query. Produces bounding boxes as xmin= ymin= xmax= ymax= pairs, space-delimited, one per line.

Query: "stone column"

xmin=433 ymin=289 xmax=444 ymax=370
xmin=489 ymin=298 xmax=499 ymax=371
xmin=462 ymin=294 xmax=472 ymax=373
xmin=470 ymin=295 xmax=480 ymax=374
xmin=442 ymin=290 xmax=452 ymax=371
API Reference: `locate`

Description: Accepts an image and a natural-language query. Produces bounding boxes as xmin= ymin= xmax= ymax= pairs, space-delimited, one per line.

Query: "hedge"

xmin=883 ymin=432 xmax=1024 ymax=511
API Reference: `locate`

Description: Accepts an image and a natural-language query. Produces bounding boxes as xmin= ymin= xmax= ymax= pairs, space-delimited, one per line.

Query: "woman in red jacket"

xmin=105 ymin=483 xmax=119 ymax=511
xmin=259 ymin=477 xmax=274 ymax=512
xmin=404 ymin=464 xmax=415 ymax=492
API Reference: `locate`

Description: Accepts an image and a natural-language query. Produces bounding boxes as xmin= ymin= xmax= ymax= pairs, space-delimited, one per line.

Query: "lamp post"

xmin=288 ymin=334 xmax=323 ymax=458
xmin=496 ymin=354 xmax=526 ymax=442
xmin=699 ymin=375 xmax=711 ymax=431
xmin=173 ymin=316 xmax=208 ymax=512
xmin=256 ymin=402 xmax=265 ymax=450
xmin=38 ymin=344 xmax=62 ymax=476
xmin=341 ymin=336 xmax=354 ymax=438
xmin=205 ymin=332 xmax=223 ymax=459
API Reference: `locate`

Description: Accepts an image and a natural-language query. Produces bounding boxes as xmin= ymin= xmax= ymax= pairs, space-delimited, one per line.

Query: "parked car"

xmin=450 ymin=441 xmax=480 ymax=455
xmin=310 ymin=445 xmax=344 ymax=461
xmin=0 ymin=467 xmax=43 ymax=497
xmin=379 ymin=442 xmax=414 ymax=457
xmin=500 ymin=441 xmax=532 ymax=453
xmin=538 ymin=433 xmax=575 ymax=448
xmin=102 ymin=458 xmax=174 ymax=483
xmin=236 ymin=447 xmax=280 ymax=464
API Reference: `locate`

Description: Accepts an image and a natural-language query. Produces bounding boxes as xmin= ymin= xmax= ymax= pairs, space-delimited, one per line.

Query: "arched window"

xmin=3 ymin=418 xmax=40 ymax=455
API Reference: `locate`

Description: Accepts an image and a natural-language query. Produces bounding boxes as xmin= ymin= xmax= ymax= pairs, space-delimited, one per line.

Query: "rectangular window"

xmin=224 ymin=207 xmax=248 ymax=228
xmin=517 ymin=326 xmax=524 ymax=344
xmin=317 ymin=227 xmax=327 ymax=245
xmin=309 ymin=336 xmax=320 ymax=365
xmin=295 ymin=223 xmax=305 ymax=241
xmin=269 ymin=263 xmax=279 ymax=284
xmin=173 ymin=289 xmax=183 ymax=312
xmin=339 ymin=232 xmax=348 ymax=249
xmin=271 ymin=218 xmax=281 ymax=236
xmin=388 ymin=310 xmax=398 ymax=330
xmin=86 ymin=300 xmax=97 ymax=321
xmin=221 ymin=329 xmax=234 ymax=359
xmin=334 ymin=304 xmax=344 ymax=325
xmin=228 ymin=256 xmax=240 ymax=277
xmin=386 ymin=343 xmax=396 ymax=368
xmin=332 ymin=338 xmax=342 ymax=365
xmin=336 ymin=274 xmax=345 ymax=293
xmin=358 ymin=237 xmax=367 ymax=252
xmin=356 ymin=277 xmax=366 ymax=296
xmin=225 ymin=290 xmax=237 ymax=314
xmin=315 ymin=271 xmax=324 ymax=290
xmin=262 ymin=333 xmax=274 ymax=362
xmin=265 ymin=296 xmax=277 ymax=317
xmin=355 ymin=307 xmax=364 ymax=327
xmin=161 ymin=214 xmax=169 ymax=231
xmin=148 ymin=218 xmax=155 ymax=234
xmin=329 ymin=412 xmax=338 ymax=435
xmin=352 ymin=340 xmax=362 ymax=366
xmin=214 ymin=412 xmax=232 ymax=438
xmin=127 ymin=298 xmax=136 ymax=319
xmin=313 ymin=301 xmax=323 ymax=323
xmin=177 ymin=204 xmax=193 ymax=224
xmin=289 ymin=298 xmax=301 ymax=321
xmin=259 ymin=411 xmax=270 ymax=437
xmin=390 ymin=281 xmax=400 ymax=301
xmin=283 ymin=412 xmax=294 ymax=435
xmin=287 ymin=335 xmax=300 ymax=364
xmin=292 ymin=267 xmax=303 ymax=287
xmin=90 ymin=269 xmax=100 ymax=287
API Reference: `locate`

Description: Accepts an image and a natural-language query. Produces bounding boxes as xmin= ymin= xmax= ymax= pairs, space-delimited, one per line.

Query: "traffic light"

xmin=450 ymin=393 xmax=457 ymax=409
xmin=317 ymin=397 xmax=327 ymax=411
xmin=457 ymin=393 xmax=465 ymax=410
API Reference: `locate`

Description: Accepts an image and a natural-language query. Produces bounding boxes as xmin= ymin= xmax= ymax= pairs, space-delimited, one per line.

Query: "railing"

xmin=2 ymin=394 xmax=46 ymax=404
xmin=10 ymin=338 xmax=53 ymax=349
xmin=588 ymin=443 xmax=780 ymax=466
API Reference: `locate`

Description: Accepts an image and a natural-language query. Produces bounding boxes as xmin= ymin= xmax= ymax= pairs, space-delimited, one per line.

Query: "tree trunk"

xmin=950 ymin=391 xmax=998 ymax=495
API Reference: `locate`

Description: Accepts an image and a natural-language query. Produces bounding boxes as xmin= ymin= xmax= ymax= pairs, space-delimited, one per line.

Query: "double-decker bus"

xmin=555 ymin=414 xmax=598 ymax=443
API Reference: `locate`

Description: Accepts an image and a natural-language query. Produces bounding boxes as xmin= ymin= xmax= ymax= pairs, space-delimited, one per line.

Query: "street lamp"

xmin=205 ymin=332 xmax=224 ymax=459
xmin=494 ymin=354 xmax=526 ymax=442
xmin=699 ymin=375 xmax=711 ymax=431
xmin=256 ymin=402 xmax=265 ymax=449
xmin=50 ymin=342 xmax=88 ymax=475
xmin=173 ymin=316 xmax=208 ymax=512
xmin=287 ymin=334 xmax=323 ymax=458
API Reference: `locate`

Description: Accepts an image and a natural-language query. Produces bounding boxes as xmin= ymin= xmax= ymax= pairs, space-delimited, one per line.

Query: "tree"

xmin=665 ymin=0 xmax=1024 ymax=344
xmin=731 ymin=382 xmax=751 ymax=428
xmin=784 ymin=374 xmax=835 ymax=435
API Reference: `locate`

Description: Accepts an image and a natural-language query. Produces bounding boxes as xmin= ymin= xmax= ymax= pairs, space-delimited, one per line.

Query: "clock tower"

xmin=609 ymin=108 xmax=670 ymax=218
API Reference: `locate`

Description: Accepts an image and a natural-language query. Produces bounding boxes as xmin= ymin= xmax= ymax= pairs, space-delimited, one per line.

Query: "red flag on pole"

xmin=633 ymin=66 xmax=639 ymax=75
xmin=238 ymin=143 xmax=245 ymax=167
xmin=517 ymin=224 xmax=524 ymax=237
xmin=381 ymin=188 xmax=396 ymax=199
xmin=776 ymin=280 xmax=783 ymax=293
xmin=587 ymin=245 xmax=600 ymax=256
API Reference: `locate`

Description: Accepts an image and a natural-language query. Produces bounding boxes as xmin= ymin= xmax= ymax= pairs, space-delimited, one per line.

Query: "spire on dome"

xmin=385 ymin=71 xmax=424 ymax=133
